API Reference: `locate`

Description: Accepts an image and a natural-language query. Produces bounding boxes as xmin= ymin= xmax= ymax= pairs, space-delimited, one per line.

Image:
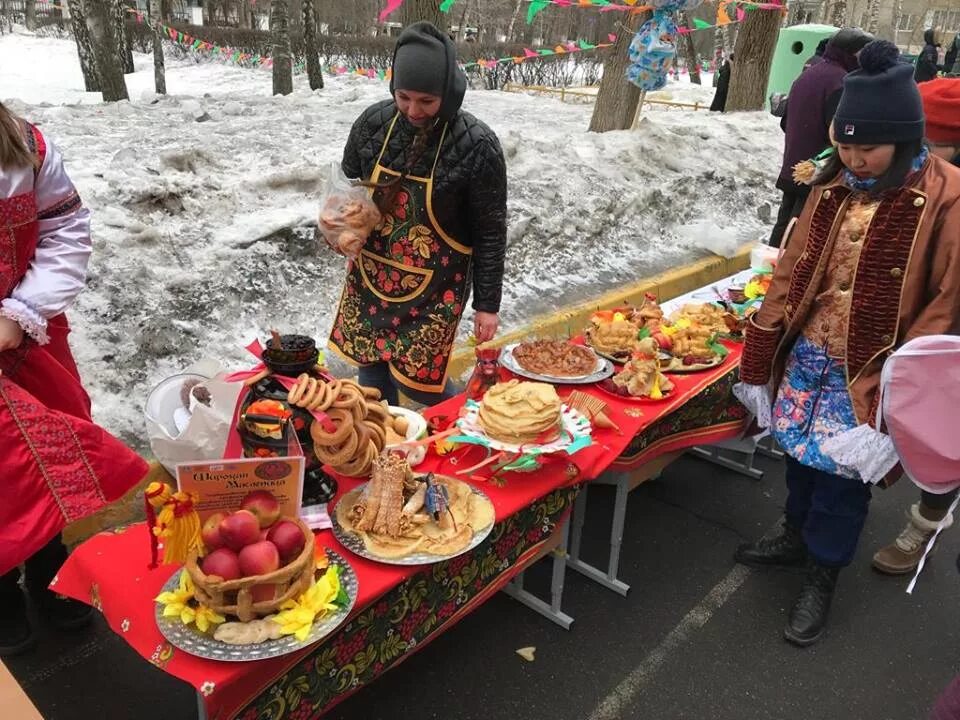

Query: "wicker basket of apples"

xmin=185 ymin=491 xmax=315 ymax=623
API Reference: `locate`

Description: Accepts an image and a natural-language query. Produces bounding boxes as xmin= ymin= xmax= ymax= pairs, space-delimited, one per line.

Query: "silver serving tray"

xmin=154 ymin=549 xmax=357 ymax=662
xmin=500 ymin=342 xmax=614 ymax=385
xmin=331 ymin=481 xmax=495 ymax=566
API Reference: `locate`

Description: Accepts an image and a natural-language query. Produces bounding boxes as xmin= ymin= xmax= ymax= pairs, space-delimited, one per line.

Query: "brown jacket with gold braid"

xmin=741 ymin=154 xmax=960 ymax=428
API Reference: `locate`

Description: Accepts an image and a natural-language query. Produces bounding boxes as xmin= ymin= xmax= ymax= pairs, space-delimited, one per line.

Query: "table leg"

xmin=196 ymin=691 xmax=207 ymax=720
xmin=756 ymin=435 xmax=784 ymax=460
xmin=568 ymin=484 xmax=589 ymax=562
xmin=566 ymin=473 xmax=632 ymax=596
xmin=502 ymin=518 xmax=574 ymax=630
xmin=688 ymin=446 xmax=764 ymax=480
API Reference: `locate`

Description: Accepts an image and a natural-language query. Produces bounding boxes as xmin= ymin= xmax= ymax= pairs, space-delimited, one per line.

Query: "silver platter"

xmin=154 ymin=549 xmax=357 ymax=662
xmin=500 ymin=343 xmax=614 ymax=385
xmin=331 ymin=481 xmax=495 ymax=566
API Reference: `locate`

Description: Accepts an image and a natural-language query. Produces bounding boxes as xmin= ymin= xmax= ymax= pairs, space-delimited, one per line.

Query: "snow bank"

xmin=1 ymin=32 xmax=784 ymax=449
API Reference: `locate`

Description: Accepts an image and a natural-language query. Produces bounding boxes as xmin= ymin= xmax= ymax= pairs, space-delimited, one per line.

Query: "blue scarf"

xmin=842 ymin=147 xmax=929 ymax=192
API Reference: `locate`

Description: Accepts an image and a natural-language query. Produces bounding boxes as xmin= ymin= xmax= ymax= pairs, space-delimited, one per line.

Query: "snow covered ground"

xmin=1 ymin=30 xmax=785 ymax=449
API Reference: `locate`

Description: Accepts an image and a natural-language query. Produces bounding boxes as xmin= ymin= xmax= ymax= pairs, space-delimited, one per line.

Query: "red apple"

xmin=238 ymin=540 xmax=280 ymax=577
xmin=201 ymin=512 xmax=226 ymax=551
xmin=201 ymin=548 xmax=241 ymax=581
xmin=218 ymin=510 xmax=261 ymax=551
xmin=267 ymin=520 xmax=306 ymax=564
xmin=240 ymin=490 xmax=281 ymax=529
xmin=251 ymin=584 xmax=278 ymax=603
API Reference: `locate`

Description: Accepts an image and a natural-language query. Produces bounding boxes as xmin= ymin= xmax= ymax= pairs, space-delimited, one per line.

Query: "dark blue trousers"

xmin=357 ymin=362 xmax=458 ymax=407
xmin=784 ymin=455 xmax=872 ymax=567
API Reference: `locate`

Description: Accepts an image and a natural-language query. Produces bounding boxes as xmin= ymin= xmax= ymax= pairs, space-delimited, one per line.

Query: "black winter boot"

xmin=784 ymin=562 xmax=840 ymax=647
xmin=735 ymin=523 xmax=807 ymax=567
xmin=25 ymin=535 xmax=92 ymax=631
xmin=0 ymin=569 xmax=35 ymax=657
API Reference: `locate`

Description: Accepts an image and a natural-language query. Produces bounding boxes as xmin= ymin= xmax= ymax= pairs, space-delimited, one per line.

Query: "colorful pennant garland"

xmin=462 ymin=37 xmax=615 ymax=70
xmin=127 ymin=8 xmax=612 ymax=81
xmin=379 ymin=0 xmax=782 ymax=24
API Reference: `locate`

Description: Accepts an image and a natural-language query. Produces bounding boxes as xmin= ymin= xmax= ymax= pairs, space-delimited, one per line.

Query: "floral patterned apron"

xmin=329 ymin=114 xmax=473 ymax=395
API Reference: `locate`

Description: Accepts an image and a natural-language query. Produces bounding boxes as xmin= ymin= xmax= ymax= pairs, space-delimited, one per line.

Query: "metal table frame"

xmin=566 ymin=452 xmax=681 ymax=596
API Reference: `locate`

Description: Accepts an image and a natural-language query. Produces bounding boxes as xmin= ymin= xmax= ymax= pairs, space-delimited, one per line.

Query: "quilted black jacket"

xmin=342 ymin=99 xmax=507 ymax=314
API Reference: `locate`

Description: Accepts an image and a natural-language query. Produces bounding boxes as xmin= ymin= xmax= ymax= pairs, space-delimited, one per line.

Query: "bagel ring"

xmin=307 ymin=381 xmax=331 ymax=411
xmin=363 ymin=419 xmax=387 ymax=452
xmin=333 ymin=383 xmax=364 ymax=409
xmin=287 ymin=374 xmax=310 ymax=404
xmin=309 ymin=408 xmax=353 ymax=446
xmin=314 ymin=428 xmax=359 ymax=466
xmin=298 ymin=377 xmax=319 ymax=408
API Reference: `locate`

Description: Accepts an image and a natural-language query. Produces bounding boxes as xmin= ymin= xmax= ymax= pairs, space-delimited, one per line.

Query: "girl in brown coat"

xmin=734 ymin=41 xmax=960 ymax=646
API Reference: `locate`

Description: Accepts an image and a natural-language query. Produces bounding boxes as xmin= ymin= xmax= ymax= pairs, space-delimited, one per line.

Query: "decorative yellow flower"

xmin=744 ymin=280 xmax=764 ymax=300
xmin=155 ymin=571 xmax=195 ymax=624
xmin=272 ymin=566 xmax=342 ymax=642
xmin=435 ymin=438 xmax=457 ymax=456
xmin=154 ymin=571 xmax=224 ymax=632
xmin=613 ymin=311 xmax=626 ymax=323
xmin=192 ymin=605 xmax=226 ymax=633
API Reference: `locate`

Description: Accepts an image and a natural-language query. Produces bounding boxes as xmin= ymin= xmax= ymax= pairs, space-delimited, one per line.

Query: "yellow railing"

xmin=502 ymin=83 xmax=708 ymax=111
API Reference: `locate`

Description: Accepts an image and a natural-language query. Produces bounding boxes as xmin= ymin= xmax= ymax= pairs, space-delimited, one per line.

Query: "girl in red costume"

xmin=0 ymin=103 xmax=148 ymax=656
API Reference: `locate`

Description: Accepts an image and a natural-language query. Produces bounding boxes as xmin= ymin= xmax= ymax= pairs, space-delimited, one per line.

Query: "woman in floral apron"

xmin=0 ymin=104 xmax=148 ymax=656
xmin=328 ymin=22 xmax=508 ymax=406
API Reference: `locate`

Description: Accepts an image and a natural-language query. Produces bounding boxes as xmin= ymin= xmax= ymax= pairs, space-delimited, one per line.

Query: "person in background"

xmin=734 ymin=41 xmax=960 ymax=646
xmin=327 ymin=22 xmax=507 ymax=407
xmin=915 ymin=28 xmax=942 ymax=83
xmin=945 ymin=33 xmax=959 ymax=75
xmin=0 ymin=103 xmax=149 ymax=656
xmin=768 ymin=28 xmax=873 ymax=247
xmin=803 ymin=37 xmax=830 ymax=71
xmin=871 ymin=77 xmax=960 ymax=575
xmin=710 ymin=53 xmax=732 ymax=112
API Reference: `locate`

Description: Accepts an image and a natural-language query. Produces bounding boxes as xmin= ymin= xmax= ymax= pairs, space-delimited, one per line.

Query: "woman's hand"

xmin=474 ymin=311 xmax=499 ymax=344
xmin=0 ymin=317 xmax=24 ymax=352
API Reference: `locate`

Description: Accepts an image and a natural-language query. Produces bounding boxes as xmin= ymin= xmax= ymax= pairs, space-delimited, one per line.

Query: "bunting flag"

xmin=439 ymin=0 xmax=458 ymax=10
xmin=524 ymin=0 xmax=782 ymax=22
xmin=379 ymin=0 xmax=404 ymax=22
xmin=461 ymin=37 xmax=614 ymax=70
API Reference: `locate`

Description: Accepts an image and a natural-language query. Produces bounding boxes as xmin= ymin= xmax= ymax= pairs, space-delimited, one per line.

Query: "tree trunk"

xmin=149 ymin=0 xmax=165 ymax=94
xmin=505 ymin=0 xmax=522 ymax=42
xmin=400 ymin=0 xmax=445 ymax=30
xmin=865 ymin=0 xmax=880 ymax=33
xmin=86 ymin=0 xmax=129 ymax=101
xmin=829 ymin=0 xmax=847 ymax=27
xmin=678 ymin=11 xmax=702 ymax=85
xmin=113 ymin=0 xmax=134 ymax=73
xmin=454 ymin=0 xmax=470 ymax=40
xmin=302 ymin=0 xmax=323 ymax=90
xmin=588 ymin=11 xmax=650 ymax=133
xmin=68 ymin=0 xmax=101 ymax=92
xmin=725 ymin=7 xmax=780 ymax=112
xmin=722 ymin=22 xmax=737 ymax=55
xmin=25 ymin=0 xmax=36 ymax=29
xmin=270 ymin=0 xmax=293 ymax=96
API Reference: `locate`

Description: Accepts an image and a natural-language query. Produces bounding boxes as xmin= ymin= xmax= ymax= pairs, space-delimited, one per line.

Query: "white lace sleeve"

xmin=6 ymin=131 xmax=91 ymax=344
xmin=733 ymin=382 xmax=773 ymax=431
xmin=821 ymin=424 xmax=900 ymax=485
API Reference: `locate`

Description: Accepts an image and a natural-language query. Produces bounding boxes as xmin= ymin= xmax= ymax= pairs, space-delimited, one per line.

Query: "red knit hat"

xmin=919 ymin=78 xmax=960 ymax=145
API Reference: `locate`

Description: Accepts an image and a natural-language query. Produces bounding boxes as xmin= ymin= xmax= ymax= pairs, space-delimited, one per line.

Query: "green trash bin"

xmin=766 ymin=24 xmax=838 ymax=111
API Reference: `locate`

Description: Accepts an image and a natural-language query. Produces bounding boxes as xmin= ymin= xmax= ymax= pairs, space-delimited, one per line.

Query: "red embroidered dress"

xmin=0 ymin=122 xmax=147 ymax=575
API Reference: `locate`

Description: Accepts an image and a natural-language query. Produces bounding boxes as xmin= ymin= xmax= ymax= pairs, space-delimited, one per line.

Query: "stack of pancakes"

xmin=478 ymin=380 xmax=562 ymax=444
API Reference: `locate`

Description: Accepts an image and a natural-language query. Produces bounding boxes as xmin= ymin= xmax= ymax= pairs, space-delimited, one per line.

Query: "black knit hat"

xmin=390 ymin=22 xmax=467 ymax=122
xmin=833 ymin=40 xmax=925 ymax=145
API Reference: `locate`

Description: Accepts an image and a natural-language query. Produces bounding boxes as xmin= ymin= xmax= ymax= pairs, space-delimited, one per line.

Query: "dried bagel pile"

xmin=286 ymin=376 xmax=393 ymax=477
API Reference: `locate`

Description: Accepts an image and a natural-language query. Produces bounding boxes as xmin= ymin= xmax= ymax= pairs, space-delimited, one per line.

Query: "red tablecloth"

xmin=54 ymin=343 xmax=744 ymax=719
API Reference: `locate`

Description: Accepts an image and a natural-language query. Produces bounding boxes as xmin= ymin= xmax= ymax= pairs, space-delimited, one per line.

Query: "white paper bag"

xmin=144 ymin=359 xmax=242 ymax=475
